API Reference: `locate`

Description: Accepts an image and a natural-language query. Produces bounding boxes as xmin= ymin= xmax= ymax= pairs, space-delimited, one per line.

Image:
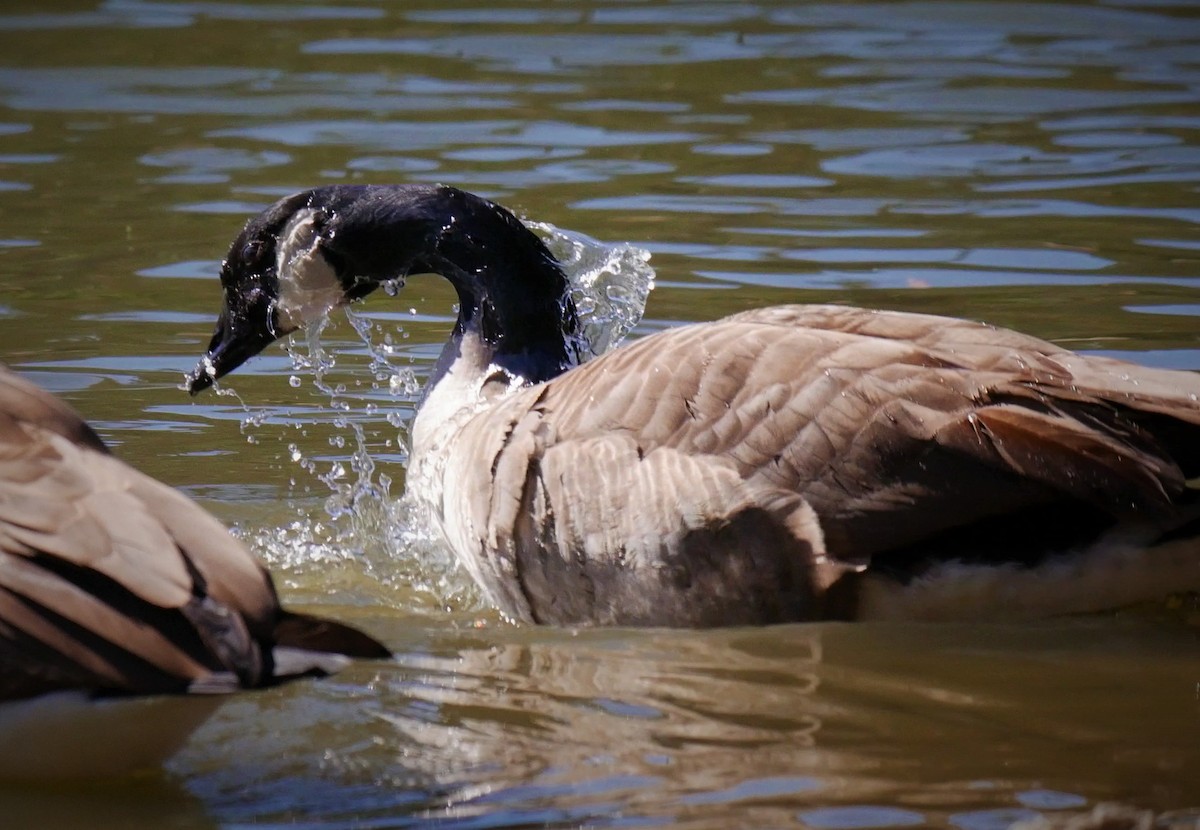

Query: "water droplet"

xmin=289 ymin=375 xmax=302 ymax=388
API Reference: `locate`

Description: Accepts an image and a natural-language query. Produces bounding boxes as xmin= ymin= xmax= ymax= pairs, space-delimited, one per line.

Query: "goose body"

xmin=0 ymin=364 xmax=388 ymax=775
xmin=188 ymin=184 xmax=1200 ymax=627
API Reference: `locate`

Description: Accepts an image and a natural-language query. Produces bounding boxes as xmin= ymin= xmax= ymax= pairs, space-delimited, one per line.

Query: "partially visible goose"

xmin=186 ymin=184 xmax=1200 ymax=627
xmin=0 ymin=363 xmax=389 ymax=777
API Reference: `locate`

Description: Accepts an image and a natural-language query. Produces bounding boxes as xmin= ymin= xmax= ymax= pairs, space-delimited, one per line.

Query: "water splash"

xmin=527 ymin=219 xmax=656 ymax=360
xmin=242 ymin=306 xmax=487 ymax=611
xmin=237 ymin=493 xmax=479 ymax=616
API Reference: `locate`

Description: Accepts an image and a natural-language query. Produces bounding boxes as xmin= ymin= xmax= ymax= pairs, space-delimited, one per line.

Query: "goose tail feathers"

xmin=271 ymin=610 xmax=391 ymax=671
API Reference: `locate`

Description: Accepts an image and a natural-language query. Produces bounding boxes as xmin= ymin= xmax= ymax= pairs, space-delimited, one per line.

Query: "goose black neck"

xmin=421 ymin=187 xmax=581 ymax=380
xmin=322 ymin=185 xmax=580 ymax=382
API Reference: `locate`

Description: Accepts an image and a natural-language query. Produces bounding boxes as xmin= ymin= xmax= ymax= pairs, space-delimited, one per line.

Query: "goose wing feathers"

xmin=440 ymin=305 xmax=1200 ymax=624
xmin=0 ymin=369 xmax=274 ymax=698
xmin=0 ymin=366 xmax=385 ymax=701
xmin=457 ymin=424 xmax=830 ymax=626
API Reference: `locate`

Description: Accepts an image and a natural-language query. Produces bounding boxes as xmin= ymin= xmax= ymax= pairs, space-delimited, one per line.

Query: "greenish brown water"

xmin=1 ymin=0 xmax=1199 ymax=826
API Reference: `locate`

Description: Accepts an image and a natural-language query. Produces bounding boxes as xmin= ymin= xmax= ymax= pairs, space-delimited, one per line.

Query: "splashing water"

xmin=233 ymin=311 xmax=481 ymax=614
xmin=236 ymin=219 xmax=655 ymax=617
xmin=527 ymin=219 xmax=656 ymax=360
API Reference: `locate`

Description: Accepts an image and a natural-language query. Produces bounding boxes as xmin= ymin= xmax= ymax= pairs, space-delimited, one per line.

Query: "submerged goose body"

xmin=189 ymin=184 xmax=1200 ymax=627
xmin=0 ymin=364 xmax=388 ymax=775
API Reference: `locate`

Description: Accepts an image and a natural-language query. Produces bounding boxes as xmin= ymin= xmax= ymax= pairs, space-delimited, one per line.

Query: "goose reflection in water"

xmin=179 ymin=621 xmax=1198 ymax=827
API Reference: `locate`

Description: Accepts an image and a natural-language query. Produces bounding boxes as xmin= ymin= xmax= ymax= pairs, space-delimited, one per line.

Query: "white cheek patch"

xmin=275 ymin=208 xmax=344 ymax=332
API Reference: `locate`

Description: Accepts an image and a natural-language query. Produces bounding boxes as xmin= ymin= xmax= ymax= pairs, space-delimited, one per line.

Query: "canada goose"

xmin=186 ymin=184 xmax=1200 ymax=627
xmin=0 ymin=363 xmax=389 ymax=776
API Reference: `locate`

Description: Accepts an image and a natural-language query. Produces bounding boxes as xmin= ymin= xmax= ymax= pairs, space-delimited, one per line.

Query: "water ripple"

xmin=212 ymin=119 xmax=701 ymax=151
xmin=304 ymin=34 xmax=765 ymax=72
xmin=0 ymin=68 xmax=514 ymax=116
xmin=0 ymin=0 xmax=384 ymax=29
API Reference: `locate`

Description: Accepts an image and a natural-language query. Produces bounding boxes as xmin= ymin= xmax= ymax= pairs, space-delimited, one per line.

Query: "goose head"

xmin=186 ymin=184 xmax=579 ymax=394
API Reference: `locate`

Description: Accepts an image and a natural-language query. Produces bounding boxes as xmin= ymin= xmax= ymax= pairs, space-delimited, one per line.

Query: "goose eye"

xmin=240 ymin=240 xmax=264 ymax=262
